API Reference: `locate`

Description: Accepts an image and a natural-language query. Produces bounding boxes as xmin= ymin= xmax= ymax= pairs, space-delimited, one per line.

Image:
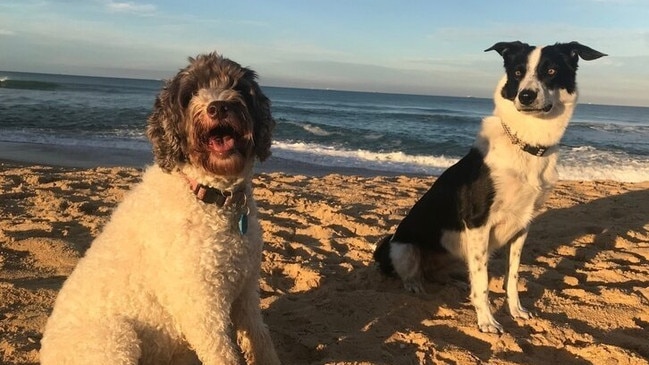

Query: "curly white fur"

xmin=40 ymin=53 xmax=280 ymax=365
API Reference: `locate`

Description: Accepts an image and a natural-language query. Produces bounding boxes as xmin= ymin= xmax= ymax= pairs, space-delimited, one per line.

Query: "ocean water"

xmin=1 ymin=71 xmax=648 ymax=182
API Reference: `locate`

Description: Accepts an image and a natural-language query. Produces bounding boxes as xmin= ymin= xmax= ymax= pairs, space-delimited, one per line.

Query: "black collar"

xmin=191 ymin=183 xmax=245 ymax=207
xmin=501 ymin=122 xmax=554 ymax=157
xmin=182 ymin=174 xmax=246 ymax=208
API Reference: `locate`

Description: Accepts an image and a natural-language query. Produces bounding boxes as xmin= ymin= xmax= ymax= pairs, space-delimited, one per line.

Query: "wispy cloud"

xmin=0 ymin=29 xmax=15 ymax=36
xmin=105 ymin=1 xmax=156 ymax=15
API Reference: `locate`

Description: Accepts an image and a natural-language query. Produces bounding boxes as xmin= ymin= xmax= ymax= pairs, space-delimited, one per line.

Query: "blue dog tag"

xmin=238 ymin=214 xmax=248 ymax=234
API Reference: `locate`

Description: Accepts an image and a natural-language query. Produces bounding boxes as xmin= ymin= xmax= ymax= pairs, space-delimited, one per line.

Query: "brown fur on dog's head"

xmin=146 ymin=52 xmax=274 ymax=175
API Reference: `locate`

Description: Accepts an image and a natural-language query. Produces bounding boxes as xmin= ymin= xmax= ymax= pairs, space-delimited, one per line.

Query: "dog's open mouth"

xmin=206 ymin=125 xmax=239 ymax=156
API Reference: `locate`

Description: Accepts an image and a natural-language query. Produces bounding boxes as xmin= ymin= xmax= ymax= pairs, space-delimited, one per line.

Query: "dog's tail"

xmin=373 ymin=234 xmax=396 ymax=275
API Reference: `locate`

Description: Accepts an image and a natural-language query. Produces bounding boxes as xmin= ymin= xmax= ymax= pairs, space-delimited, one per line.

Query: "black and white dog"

xmin=374 ymin=41 xmax=606 ymax=333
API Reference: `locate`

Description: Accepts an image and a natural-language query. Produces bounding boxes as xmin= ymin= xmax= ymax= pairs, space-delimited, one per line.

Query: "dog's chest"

xmin=200 ymin=208 xmax=252 ymax=250
xmin=192 ymin=207 xmax=260 ymax=279
xmin=487 ymin=152 xmax=557 ymax=227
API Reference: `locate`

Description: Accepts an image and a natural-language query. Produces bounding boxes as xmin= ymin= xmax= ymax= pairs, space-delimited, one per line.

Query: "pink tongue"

xmin=208 ymin=136 xmax=235 ymax=153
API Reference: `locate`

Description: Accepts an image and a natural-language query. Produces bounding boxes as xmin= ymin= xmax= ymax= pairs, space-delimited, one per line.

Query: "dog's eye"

xmin=547 ymin=68 xmax=556 ymax=76
xmin=514 ymin=70 xmax=523 ymax=79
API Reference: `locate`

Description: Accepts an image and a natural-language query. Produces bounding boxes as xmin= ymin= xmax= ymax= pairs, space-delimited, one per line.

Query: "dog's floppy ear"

xmin=484 ymin=41 xmax=528 ymax=57
xmin=557 ymin=41 xmax=607 ymax=61
xmin=240 ymin=69 xmax=275 ymax=162
xmin=146 ymin=64 xmax=195 ymax=172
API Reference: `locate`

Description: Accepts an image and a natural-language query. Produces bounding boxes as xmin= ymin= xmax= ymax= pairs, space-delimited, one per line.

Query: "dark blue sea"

xmin=1 ymin=71 xmax=648 ymax=182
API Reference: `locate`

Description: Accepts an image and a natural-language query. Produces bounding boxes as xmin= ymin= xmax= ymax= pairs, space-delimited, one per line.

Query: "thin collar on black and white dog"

xmin=501 ymin=122 xmax=554 ymax=157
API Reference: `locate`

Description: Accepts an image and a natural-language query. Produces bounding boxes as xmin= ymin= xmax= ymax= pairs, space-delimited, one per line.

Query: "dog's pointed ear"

xmin=557 ymin=41 xmax=607 ymax=61
xmin=146 ymin=68 xmax=193 ymax=172
xmin=241 ymin=69 xmax=275 ymax=162
xmin=484 ymin=41 xmax=528 ymax=57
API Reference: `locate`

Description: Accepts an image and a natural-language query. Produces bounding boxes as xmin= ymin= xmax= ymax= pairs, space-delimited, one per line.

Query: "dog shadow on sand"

xmin=525 ymin=185 xmax=649 ymax=360
xmin=259 ymin=178 xmax=649 ymax=365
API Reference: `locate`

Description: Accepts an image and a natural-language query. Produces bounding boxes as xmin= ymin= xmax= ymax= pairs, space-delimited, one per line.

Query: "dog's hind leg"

xmin=506 ymin=228 xmax=533 ymax=320
xmin=464 ymin=227 xmax=503 ymax=334
xmin=390 ymin=240 xmax=425 ymax=293
xmin=40 ymin=319 xmax=141 ymax=365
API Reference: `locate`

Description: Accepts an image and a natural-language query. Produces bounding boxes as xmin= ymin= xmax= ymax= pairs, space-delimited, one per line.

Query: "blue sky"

xmin=1 ymin=0 xmax=648 ymax=106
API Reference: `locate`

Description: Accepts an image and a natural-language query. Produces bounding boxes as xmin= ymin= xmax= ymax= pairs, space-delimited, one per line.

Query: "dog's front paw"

xmin=509 ymin=304 xmax=533 ymax=320
xmin=478 ymin=317 xmax=504 ymax=334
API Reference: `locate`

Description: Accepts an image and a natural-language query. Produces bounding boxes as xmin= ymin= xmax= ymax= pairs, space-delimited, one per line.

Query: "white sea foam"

xmin=272 ymin=141 xmax=649 ymax=182
xmin=558 ymin=164 xmax=649 ymax=182
xmin=559 ymin=146 xmax=649 ymax=182
xmin=301 ymin=123 xmax=333 ymax=136
xmin=272 ymin=141 xmax=460 ymax=176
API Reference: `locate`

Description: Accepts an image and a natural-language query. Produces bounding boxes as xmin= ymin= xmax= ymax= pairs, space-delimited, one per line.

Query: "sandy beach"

xmin=1 ymin=157 xmax=648 ymax=365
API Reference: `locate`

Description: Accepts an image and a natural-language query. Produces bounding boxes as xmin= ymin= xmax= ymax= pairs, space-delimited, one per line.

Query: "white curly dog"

xmin=40 ymin=53 xmax=281 ymax=365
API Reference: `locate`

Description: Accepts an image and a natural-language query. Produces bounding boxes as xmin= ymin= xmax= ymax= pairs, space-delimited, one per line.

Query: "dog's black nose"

xmin=518 ymin=90 xmax=537 ymax=106
xmin=206 ymin=101 xmax=229 ymax=119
